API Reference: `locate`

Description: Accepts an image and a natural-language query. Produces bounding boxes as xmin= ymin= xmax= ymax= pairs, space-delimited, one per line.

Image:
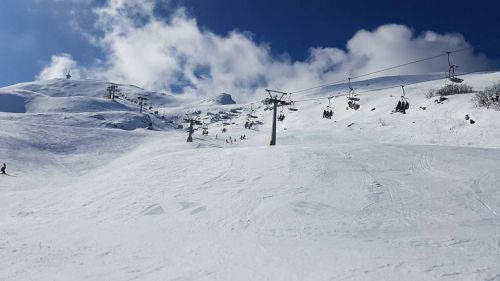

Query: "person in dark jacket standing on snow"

xmin=1 ymin=163 xmax=6 ymax=174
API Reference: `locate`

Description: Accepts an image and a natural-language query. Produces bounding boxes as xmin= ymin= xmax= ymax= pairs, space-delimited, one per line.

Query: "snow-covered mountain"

xmin=200 ymin=93 xmax=237 ymax=105
xmin=1 ymin=72 xmax=500 ymax=281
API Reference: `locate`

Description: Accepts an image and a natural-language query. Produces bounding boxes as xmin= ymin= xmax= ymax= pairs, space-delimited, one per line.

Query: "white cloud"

xmin=341 ymin=25 xmax=490 ymax=77
xmin=37 ymin=53 xmax=81 ymax=80
xmin=37 ymin=0 xmax=494 ymax=101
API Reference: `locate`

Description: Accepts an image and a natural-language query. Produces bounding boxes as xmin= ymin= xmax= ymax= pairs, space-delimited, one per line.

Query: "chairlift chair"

xmin=447 ymin=52 xmax=464 ymax=83
xmin=247 ymin=103 xmax=258 ymax=118
xmin=245 ymin=119 xmax=254 ymax=129
xmin=288 ymin=94 xmax=299 ymax=111
xmin=202 ymin=123 xmax=209 ymax=135
xmin=323 ymin=96 xmax=334 ymax=119
xmin=278 ymin=106 xmax=285 ymax=122
xmin=395 ymin=85 xmax=410 ymax=114
xmin=346 ymin=78 xmax=360 ymax=110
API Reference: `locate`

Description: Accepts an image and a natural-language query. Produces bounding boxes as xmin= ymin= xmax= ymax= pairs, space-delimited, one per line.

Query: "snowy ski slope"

xmin=1 ymin=72 xmax=500 ymax=280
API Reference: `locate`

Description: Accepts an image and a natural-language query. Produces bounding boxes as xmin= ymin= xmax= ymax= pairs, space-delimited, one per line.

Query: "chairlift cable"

xmin=235 ymin=38 xmax=500 ymax=109
xmin=289 ymin=40 xmax=500 ymax=95
xmin=290 ymin=67 xmax=494 ymax=105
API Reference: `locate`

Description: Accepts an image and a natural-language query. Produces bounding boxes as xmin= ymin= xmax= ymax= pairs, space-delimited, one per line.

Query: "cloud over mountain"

xmin=37 ymin=0 xmax=493 ymax=101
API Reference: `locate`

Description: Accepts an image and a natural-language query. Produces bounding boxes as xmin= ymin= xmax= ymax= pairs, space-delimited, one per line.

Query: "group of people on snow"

xmin=225 ymin=135 xmax=246 ymax=144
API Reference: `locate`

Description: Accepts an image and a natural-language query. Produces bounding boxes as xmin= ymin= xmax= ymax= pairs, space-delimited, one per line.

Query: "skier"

xmin=1 ymin=163 xmax=5 ymax=174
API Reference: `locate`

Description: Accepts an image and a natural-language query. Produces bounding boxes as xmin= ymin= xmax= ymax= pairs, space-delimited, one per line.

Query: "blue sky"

xmin=171 ymin=0 xmax=500 ymax=61
xmin=0 ymin=0 xmax=499 ymax=98
xmin=0 ymin=1 xmax=100 ymax=86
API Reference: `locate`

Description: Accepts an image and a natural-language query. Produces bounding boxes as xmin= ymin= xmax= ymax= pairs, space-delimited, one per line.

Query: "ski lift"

xmin=202 ymin=123 xmax=209 ymax=135
xmin=395 ymin=85 xmax=410 ymax=114
xmin=278 ymin=106 xmax=285 ymax=122
xmin=323 ymin=96 xmax=334 ymax=119
xmin=245 ymin=120 xmax=254 ymax=129
xmin=447 ymin=52 xmax=464 ymax=83
xmin=288 ymin=94 xmax=299 ymax=111
xmin=244 ymin=112 xmax=254 ymax=129
xmin=346 ymin=78 xmax=360 ymax=110
xmin=182 ymin=115 xmax=202 ymax=125
xmin=247 ymin=103 xmax=258 ymax=118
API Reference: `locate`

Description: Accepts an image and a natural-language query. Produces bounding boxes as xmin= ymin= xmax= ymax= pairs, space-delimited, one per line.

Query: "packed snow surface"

xmin=1 ymin=73 xmax=500 ymax=280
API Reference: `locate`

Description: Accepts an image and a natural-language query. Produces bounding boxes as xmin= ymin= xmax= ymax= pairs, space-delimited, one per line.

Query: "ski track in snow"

xmin=2 ymin=74 xmax=500 ymax=280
